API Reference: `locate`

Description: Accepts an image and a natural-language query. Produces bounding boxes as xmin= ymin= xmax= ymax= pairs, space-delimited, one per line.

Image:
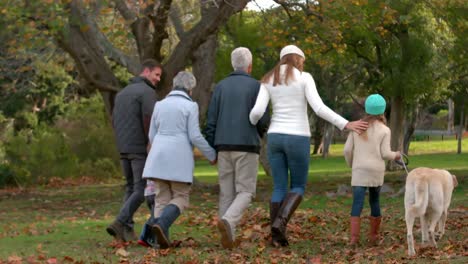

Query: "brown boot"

xmin=369 ymin=216 xmax=381 ymax=246
xmin=272 ymin=192 xmax=302 ymax=246
xmin=270 ymin=202 xmax=282 ymax=247
xmin=106 ymin=220 xmax=125 ymax=241
xmin=350 ymin=217 xmax=361 ymax=246
xmin=123 ymin=226 xmax=137 ymax=242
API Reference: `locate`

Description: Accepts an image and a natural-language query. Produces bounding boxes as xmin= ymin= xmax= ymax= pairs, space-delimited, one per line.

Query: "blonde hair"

xmin=359 ymin=114 xmax=387 ymax=140
xmin=261 ymin=53 xmax=304 ymax=86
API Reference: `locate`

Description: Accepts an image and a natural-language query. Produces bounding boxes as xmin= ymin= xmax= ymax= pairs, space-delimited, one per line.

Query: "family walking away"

xmin=106 ymin=45 xmax=420 ymax=253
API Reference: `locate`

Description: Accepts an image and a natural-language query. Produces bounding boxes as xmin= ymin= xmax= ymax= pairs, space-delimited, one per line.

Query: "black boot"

xmin=151 ymin=204 xmax=181 ymax=249
xmin=272 ymin=192 xmax=302 ymax=246
xmin=270 ymin=202 xmax=282 ymax=247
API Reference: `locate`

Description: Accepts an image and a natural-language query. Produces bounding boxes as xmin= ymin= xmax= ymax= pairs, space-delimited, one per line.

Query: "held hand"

xmin=345 ymin=120 xmax=369 ymax=135
xmin=146 ymin=143 xmax=152 ymax=154
xmin=210 ymin=159 xmax=217 ymax=166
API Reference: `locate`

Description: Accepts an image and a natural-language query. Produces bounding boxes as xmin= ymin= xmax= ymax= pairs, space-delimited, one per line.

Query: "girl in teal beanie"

xmin=343 ymin=94 xmax=401 ymax=246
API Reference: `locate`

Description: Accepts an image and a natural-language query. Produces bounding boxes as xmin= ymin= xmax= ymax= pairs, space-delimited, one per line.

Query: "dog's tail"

xmin=410 ymin=179 xmax=429 ymax=216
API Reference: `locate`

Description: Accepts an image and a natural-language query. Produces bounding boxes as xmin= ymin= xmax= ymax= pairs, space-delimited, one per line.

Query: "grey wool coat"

xmin=142 ymin=90 xmax=216 ymax=183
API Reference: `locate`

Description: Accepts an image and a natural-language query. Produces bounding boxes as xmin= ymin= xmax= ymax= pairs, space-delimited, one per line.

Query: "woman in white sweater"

xmin=343 ymin=94 xmax=400 ymax=246
xmin=249 ymin=45 xmax=368 ymax=247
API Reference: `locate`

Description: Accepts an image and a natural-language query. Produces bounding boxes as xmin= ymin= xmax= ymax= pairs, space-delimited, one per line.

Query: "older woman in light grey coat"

xmin=142 ymin=71 xmax=216 ymax=249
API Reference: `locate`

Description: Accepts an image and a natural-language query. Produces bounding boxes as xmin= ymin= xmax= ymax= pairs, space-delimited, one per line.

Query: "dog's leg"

xmin=428 ymin=210 xmax=442 ymax=248
xmin=405 ymin=210 xmax=416 ymax=256
xmin=435 ymin=210 xmax=447 ymax=240
xmin=420 ymin=214 xmax=429 ymax=244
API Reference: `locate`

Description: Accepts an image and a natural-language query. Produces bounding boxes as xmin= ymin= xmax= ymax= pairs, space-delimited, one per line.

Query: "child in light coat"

xmin=343 ymin=94 xmax=401 ymax=246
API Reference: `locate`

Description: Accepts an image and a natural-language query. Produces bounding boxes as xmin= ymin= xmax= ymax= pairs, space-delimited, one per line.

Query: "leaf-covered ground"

xmin=0 ymin=173 xmax=466 ymax=264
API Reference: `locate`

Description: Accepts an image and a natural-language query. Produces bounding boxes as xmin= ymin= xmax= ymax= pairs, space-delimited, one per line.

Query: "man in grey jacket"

xmin=107 ymin=59 xmax=162 ymax=242
xmin=205 ymin=47 xmax=270 ymax=248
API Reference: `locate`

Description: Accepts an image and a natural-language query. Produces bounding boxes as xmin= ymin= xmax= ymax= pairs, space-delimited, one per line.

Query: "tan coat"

xmin=343 ymin=121 xmax=397 ymax=187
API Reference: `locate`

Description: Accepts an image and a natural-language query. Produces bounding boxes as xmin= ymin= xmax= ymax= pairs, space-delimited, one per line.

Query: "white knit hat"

xmin=280 ymin=45 xmax=305 ymax=60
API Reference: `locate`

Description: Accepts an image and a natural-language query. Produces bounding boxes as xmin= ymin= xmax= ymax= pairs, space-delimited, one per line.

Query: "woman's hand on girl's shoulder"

xmin=345 ymin=120 xmax=368 ymax=135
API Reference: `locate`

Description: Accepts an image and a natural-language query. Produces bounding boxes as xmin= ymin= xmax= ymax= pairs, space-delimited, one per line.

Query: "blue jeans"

xmin=350 ymin=186 xmax=381 ymax=217
xmin=268 ymin=133 xmax=310 ymax=202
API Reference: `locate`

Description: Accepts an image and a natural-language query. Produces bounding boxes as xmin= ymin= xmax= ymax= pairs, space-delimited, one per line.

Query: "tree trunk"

xmin=447 ymin=98 xmax=455 ymax=133
xmin=388 ymin=96 xmax=406 ymax=170
xmin=192 ymin=34 xmax=217 ymax=126
xmin=403 ymin=104 xmax=419 ymax=154
xmin=312 ymin=117 xmax=324 ymax=155
xmin=392 ymin=25 xmax=409 ymax=155
xmin=457 ymin=102 xmax=465 ymax=154
xmin=259 ymin=135 xmax=272 ymax=178
xmin=389 ymin=96 xmax=405 ymax=151
xmin=321 ymin=123 xmax=334 ymax=158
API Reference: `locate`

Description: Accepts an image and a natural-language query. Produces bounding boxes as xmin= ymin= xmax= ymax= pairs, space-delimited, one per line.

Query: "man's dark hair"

xmin=141 ymin=59 xmax=162 ymax=72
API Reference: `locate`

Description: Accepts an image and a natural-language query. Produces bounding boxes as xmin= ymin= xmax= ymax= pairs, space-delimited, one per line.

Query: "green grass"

xmin=1 ymin=140 xmax=467 ymax=263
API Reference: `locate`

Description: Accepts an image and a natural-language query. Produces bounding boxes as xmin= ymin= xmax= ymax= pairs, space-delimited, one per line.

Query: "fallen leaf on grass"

xmin=180 ymin=237 xmax=197 ymax=247
xmin=116 ymin=248 xmax=129 ymax=257
xmin=26 ymin=255 xmax=40 ymax=264
xmin=242 ymin=228 xmax=253 ymax=238
xmin=307 ymin=255 xmax=322 ymax=264
xmin=159 ymin=248 xmax=171 ymax=256
xmin=108 ymin=240 xmax=130 ymax=248
xmin=256 ymin=245 xmax=266 ymax=254
xmin=7 ymin=255 xmax=22 ymax=263
xmin=179 ymin=247 xmax=195 ymax=257
xmin=46 ymin=258 xmax=57 ymax=264
xmin=63 ymin=256 xmax=74 ymax=262
xmin=309 ymin=215 xmax=319 ymax=223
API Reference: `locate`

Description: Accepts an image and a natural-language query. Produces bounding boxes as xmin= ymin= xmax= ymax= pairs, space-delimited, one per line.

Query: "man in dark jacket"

xmin=106 ymin=59 xmax=162 ymax=242
xmin=204 ymin=47 xmax=270 ymax=248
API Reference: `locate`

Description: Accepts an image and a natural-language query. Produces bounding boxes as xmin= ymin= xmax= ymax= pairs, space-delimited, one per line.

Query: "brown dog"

xmin=404 ymin=167 xmax=458 ymax=256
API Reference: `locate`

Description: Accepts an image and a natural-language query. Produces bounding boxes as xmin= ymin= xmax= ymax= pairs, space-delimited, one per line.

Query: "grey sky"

xmin=246 ymin=0 xmax=279 ymax=11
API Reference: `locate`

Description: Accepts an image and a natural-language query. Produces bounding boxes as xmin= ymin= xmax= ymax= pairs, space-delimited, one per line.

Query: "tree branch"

xmin=56 ymin=0 xmax=120 ymax=95
xmin=273 ymin=0 xmax=323 ymax=21
xmin=169 ymin=3 xmax=186 ymax=38
xmin=151 ymin=0 xmax=173 ymax=61
xmin=113 ymin=0 xmax=137 ymax=22
xmin=130 ymin=2 xmax=157 ymax=60
xmin=85 ymin=2 xmax=140 ymax=74
xmin=159 ymin=0 xmax=249 ymax=94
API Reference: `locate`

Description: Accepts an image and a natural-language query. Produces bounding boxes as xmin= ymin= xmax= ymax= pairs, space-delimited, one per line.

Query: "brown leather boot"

xmin=369 ymin=216 xmax=381 ymax=246
xmin=272 ymin=192 xmax=302 ymax=246
xmin=270 ymin=202 xmax=282 ymax=247
xmin=106 ymin=220 xmax=126 ymax=241
xmin=350 ymin=217 xmax=361 ymax=246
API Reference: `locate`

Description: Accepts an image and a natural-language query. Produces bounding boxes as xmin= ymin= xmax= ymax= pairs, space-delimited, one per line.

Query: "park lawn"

xmin=0 ymin=141 xmax=467 ymax=263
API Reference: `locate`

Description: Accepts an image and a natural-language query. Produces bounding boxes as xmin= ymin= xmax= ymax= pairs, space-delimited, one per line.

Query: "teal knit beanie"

xmin=365 ymin=94 xmax=386 ymax=115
